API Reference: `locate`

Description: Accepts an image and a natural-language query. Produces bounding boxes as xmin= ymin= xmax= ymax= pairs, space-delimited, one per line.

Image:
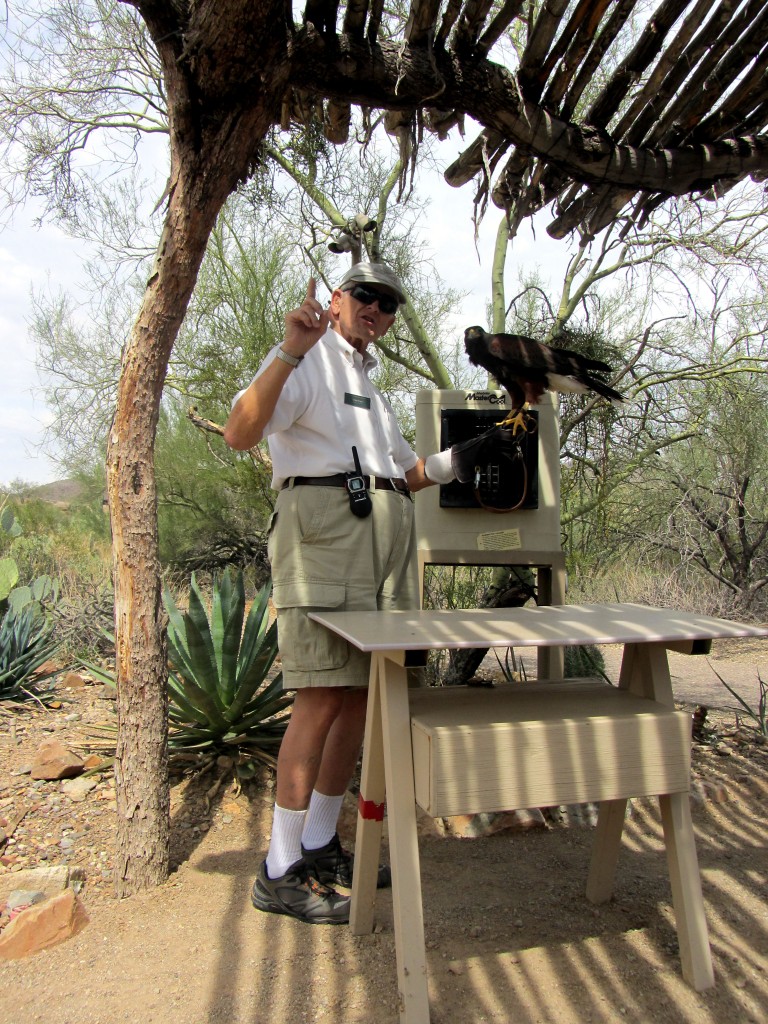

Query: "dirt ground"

xmin=0 ymin=639 xmax=766 ymax=1024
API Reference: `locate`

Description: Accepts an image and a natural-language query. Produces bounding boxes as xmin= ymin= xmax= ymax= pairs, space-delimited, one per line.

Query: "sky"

xmin=0 ymin=134 xmax=573 ymax=489
xmin=1 ymin=205 xmax=88 ymax=488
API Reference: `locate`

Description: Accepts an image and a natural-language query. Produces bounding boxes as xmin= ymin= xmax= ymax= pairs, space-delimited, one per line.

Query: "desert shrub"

xmin=3 ymin=497 xmax=111 ymax=603
xmin=567 ymin=561 xmax=727 ymax=617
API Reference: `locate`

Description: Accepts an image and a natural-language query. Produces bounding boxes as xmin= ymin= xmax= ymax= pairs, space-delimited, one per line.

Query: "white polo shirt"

xmin=237 ymin=327 xmax=418 ymax=489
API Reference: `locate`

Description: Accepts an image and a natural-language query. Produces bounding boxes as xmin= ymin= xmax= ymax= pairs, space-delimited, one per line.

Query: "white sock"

xmin=301 ymin=790 xmax=345 ymax=851
xmin=265 ymin=804 xmax=307 ymax=879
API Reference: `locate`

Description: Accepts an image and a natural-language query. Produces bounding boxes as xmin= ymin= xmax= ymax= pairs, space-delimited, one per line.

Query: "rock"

xmin=690 ymin=779 xmax=730 ymax=804
xmin=83 ymin=755 xmax=103 ymax=770
xmin=98 ymin=684 xmax=117 ymax=700
xmin=60 ymin=671 xmax=87 ymax=689
xmin=442 ymin=808 xmax=548 ymax=838
xmin=0 ymin=888 xmax=88 ymax=959
xmin=543 ymin=803 xmax=599 ymax=827
xmin=501 ymin=808 xmax=549 ymax=830
xmin=60 ymin=777 xmax=98 ymax=802
xmin=0 ymin=864 xmax=85 ymax=904
xmin=30 ymin=740 xmax=84 ymax=781
xmin=6 ymin=889 xmax=47 ymax=913
xmin=33 ymin=660 xmax=61 ymax=679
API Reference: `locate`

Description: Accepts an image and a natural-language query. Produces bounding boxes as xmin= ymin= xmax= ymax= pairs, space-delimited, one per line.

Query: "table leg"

xmin=378 ymin=652 xmax=430 ymax=1024
xmin=659 ymin=792 xmax=715 ymax=990
xmin=619 ymin=642 xmax=674 ymax=706
xmin=536 ymin=567 xmax=565 ymax=680
xmin=620 ymin=642 xmax=714 ymax=989
xmin=586 ymin=798 xmax=628 ymax=904
xmin=351 ymin=655 xmax=386 ymax=935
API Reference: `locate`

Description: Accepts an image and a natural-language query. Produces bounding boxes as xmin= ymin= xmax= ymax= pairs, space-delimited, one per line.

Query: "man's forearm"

xmin=406 ymin=459 xmax=438 ymax=492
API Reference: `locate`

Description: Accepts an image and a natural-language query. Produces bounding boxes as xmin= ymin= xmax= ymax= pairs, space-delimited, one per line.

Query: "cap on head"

xmin=337 ymin=262 xmax=407 ymax=307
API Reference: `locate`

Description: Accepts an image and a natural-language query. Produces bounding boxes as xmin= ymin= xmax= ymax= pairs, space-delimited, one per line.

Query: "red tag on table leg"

xmin=358 ymin=793 xmax=385 ymax=821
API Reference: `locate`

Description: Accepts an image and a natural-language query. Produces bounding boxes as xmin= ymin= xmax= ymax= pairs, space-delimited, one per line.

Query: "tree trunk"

xmin=106 ymin=176 xmax=224 ymax=894
xmin=105 ymin=1 xmax=289 ymax=897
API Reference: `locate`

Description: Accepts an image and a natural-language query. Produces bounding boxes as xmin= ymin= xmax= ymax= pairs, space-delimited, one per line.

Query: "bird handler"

xmin=224 ymin=262 xmax=458 ymax=924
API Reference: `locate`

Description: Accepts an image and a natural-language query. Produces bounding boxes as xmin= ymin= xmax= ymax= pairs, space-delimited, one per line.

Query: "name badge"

xmin=345 ymin=393 xmax=371 ymax=410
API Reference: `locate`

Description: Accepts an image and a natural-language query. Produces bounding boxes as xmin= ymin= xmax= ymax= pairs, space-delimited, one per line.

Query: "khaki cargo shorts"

xmin=268 ymin=483 xmax=420 ymax=689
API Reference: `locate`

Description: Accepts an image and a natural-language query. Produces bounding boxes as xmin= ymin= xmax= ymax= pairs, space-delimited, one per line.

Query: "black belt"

xmin=283 ymin=474 xmax=410 ymax=496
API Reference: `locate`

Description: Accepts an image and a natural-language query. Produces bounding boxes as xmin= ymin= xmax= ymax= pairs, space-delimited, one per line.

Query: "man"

xmin=224 ymin=262 xmax=455 ymax=925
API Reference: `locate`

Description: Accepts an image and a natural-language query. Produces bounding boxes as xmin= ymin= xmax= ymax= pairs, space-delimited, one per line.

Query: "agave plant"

xmin=163 ymin=570 xmax=292 ymax=765
xmin=0 ymin=601 xmax=60 ymax=700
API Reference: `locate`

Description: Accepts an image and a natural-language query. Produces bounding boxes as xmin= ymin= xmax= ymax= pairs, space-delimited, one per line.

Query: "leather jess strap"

xmin=283 ymin=474 xmax=410 ymax=495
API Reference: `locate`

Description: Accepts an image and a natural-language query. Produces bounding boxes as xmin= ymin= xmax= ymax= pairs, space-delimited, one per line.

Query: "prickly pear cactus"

xmin=0 ymin=507 xmax=22 ymax=538
xmin=0 ymin=506 xmax=23 ymax=609
xmin=0 ymin=557 xmax=19 ymax=604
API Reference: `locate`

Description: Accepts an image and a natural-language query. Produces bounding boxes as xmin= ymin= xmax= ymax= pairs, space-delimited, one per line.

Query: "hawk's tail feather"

xmin=547 ymin=373 xmax=625 ymax=405
xmin=584 ymin=377 xmax=625 ymax=405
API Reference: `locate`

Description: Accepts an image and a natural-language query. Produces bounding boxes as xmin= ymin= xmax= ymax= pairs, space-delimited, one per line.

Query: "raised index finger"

xmin=305 ymin=278 xmax=317 ymax=302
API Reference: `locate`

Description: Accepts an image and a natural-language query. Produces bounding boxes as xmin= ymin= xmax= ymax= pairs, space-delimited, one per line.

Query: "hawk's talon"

xmin=496 ymin=407 xmax=535 ymax=435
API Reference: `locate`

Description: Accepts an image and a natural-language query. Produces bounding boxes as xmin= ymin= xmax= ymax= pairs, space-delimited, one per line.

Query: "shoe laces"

xmin=300 ymin=861 xmax=339 ymax=897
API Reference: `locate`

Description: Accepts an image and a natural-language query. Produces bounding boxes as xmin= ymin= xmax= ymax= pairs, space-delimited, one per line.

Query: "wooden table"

xmin=308 ymin=603 xmax=768 ymax=1023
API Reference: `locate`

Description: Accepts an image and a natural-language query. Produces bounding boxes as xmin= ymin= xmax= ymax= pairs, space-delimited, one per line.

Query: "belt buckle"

xmin=391 ymin=477 xmax=410 ymax=499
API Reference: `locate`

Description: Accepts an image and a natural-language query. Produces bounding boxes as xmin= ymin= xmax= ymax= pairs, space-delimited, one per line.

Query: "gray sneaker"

xmin=302 ymin=833 xmax=392 ymax=891
xmin=251 ymin=859 xmax=350 ymax=925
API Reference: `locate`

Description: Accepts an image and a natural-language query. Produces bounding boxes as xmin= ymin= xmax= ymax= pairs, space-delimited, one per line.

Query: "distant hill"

xmin=27 ymin=479 xmax=87 ymax=506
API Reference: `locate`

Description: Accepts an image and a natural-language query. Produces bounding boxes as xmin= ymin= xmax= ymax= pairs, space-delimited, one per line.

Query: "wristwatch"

xmin=275 ymin=347 xmax=303 ymax=368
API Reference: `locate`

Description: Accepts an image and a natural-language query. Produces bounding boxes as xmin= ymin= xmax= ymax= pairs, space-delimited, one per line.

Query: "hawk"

xmin=464 ymin=325 xmax=625 ymax=433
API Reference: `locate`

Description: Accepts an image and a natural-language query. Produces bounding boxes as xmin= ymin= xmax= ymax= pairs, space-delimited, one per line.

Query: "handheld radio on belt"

xmin=346 ymin=446 xmax=373 ymax=518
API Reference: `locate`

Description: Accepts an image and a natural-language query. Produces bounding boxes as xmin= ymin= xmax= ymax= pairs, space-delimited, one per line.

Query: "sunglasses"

xmin=345 ymin=283 xmax=399 ymax=315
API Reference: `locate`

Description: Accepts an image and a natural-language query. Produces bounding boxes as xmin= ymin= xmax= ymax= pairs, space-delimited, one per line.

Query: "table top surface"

xmin=308 ymin=602 xmax=768 ymax=652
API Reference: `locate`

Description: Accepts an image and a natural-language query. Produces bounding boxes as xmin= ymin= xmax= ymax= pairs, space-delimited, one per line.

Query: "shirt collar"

xmin=323 ymin=326 xmax=379 ymax=373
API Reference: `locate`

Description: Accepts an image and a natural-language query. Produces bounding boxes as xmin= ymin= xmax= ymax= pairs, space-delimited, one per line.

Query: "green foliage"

xmin=607 ymin=371 xmax=768 ymax=618
xmin=0 ymin=490 xmax=113 ymax=666
xmin=2 ymin=493 xmax=110 ymax=600
xmin=0 ymin=495 xmax=62 ymax=614
xmin=154 ymin=403 xmax=272 ymax=572
xmin=423 ymin=564 xmax=499 ymax=612
xmin=146 ymin=206 xmax=306 ymax=567
xmin=163 ymin=570 xmax=292 ymax=763
xmin=564 ymin=644 xmax=607 ymax=680
xmin=0 ymin=601 xmax=60 ymax=700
